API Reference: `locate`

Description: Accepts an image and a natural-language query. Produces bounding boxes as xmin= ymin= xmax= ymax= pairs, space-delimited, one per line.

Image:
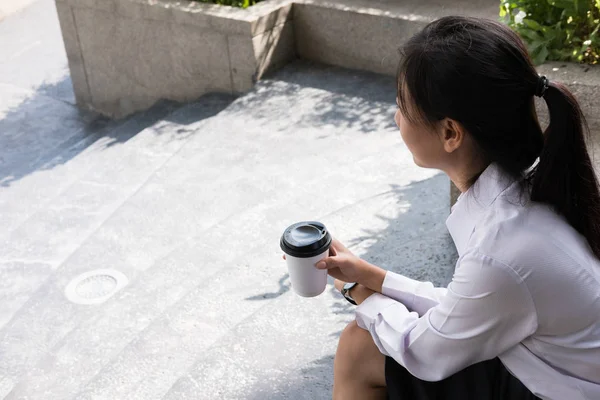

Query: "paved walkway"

xmin=0 ymin=1 xmax=457 ymax=399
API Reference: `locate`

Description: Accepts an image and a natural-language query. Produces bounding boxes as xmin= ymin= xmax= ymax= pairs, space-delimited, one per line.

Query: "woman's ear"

xmin=439 ymin=118 xmax=465 ymax=153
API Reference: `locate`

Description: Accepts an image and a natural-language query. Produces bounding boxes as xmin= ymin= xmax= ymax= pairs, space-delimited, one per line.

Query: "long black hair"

xmin=397 ymin=16 xmax=600 ymax=259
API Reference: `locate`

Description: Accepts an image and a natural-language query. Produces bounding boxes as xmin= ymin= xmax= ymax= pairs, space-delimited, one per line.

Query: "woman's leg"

xmin=333 ymin=320 xmax=387 ymax=400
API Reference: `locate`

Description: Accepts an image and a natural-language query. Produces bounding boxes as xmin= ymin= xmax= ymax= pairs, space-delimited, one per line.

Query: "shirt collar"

xmin=446 ymin=163 xmax=517 ymax=256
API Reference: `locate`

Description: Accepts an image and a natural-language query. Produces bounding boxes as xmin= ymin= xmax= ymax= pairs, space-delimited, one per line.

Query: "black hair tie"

xmin=535 ymin=75 xmax=549 ymax=97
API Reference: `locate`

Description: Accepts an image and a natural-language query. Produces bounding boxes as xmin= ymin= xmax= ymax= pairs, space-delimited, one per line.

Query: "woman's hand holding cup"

xmin=314 ymin=238 xmax=365 ymax=283
xmin=281 ymin=223 xmax=386 ymax=297
xmin=283 ymin=237 xmax=385 ymax=292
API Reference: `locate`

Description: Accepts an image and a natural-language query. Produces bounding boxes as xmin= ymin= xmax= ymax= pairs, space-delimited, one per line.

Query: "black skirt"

xmin=385 ymin=357 xmax=541 ymax=400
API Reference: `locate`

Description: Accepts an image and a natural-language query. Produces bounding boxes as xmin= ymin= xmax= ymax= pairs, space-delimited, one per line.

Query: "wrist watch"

xmin=341 ymin=282 xmax=358 ymax=305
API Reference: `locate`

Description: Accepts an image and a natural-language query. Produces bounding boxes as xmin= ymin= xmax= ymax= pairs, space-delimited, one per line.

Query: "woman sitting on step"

xmin=317 ymin=16 xmax=600 ymax=400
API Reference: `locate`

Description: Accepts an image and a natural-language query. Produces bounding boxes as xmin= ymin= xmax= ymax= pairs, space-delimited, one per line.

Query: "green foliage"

xmin=192 ymin=0 xmax=262 ymax=8
xmin=500 ymin=0 xmax=600 ymax=64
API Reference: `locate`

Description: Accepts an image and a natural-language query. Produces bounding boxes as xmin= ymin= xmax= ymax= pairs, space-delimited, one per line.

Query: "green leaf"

xmin=519 ymin=28 xmax=544 ymax=41
xmin=523 ymin=18 xmax=545 ymax=31
xmin=554 ymin=0 xmax=576 ymax=11
xmin=529 ymin=39 xmax=545 ymax=52
xmin=538 ymin=45 xmax=550 ymax=62
xmin=543 ymin=27 xmax=560 ymax=41
xmin=501 ymin=0 xmax=599 ymax=65
xmin=533 ymin=45 xmax=550 ymax=64
xmin=500 ymin=5 xmax=507 ymax=17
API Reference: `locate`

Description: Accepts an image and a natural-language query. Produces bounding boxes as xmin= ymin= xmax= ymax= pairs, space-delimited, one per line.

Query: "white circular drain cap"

xmin=65 ymin=269 xmax=128 ymax=305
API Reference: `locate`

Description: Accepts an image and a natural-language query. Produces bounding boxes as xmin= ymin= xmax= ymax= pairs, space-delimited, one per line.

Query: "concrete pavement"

xmin=0 ymin=1 xmax=457 ymax=398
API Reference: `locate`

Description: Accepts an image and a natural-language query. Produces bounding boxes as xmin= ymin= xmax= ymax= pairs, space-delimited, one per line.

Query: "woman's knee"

xmin=337 ymin=320 xmax=379 ymax=363
xmin=335 ymin=320 xmax=386 ymax=387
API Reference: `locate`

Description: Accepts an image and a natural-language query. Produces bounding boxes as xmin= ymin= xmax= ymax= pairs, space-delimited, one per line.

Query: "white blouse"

xmin=356 ymin=163 xmax=600 ymax=400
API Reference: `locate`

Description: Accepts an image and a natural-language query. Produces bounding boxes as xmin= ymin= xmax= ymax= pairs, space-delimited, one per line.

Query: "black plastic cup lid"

xmin=280 ymin=221 xmax=332 ymax=258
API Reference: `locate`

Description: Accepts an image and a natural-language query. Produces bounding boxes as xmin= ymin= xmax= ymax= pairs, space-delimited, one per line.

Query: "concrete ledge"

xmin=56 ymin=0 xmax=600 ymax=130
xmin=294 ymin=0 xmax=498 ymax=75
xmin=294 ymin=2 xmax=417 ymax=76
xmin=55 ymin=0 xmax=295 ymax=118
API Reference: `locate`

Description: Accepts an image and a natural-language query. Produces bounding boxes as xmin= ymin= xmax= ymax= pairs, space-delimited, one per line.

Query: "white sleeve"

xmin=382 ymin=271 xmax=448 ymax=316
xmin=355 ymin=252 xmax=538 ymax=382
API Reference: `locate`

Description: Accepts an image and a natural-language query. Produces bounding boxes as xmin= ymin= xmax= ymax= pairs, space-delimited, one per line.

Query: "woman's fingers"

xmin=327 ymin=266 xmax=345 ymax=281
xmin=316 ymin=256 xmax=340 ymax=270
xmin=329 ymin=245 xmax=338 ymax=257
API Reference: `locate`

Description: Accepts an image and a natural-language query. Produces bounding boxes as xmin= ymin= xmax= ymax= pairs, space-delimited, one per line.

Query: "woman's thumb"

xmin=316 ymin=256 xmax=337 ymax=269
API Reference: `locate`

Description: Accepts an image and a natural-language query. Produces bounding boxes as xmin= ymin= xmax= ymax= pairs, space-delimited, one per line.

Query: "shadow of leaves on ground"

xmin=245 ymin=273 xmax=291 ymax=301
xmin=0 ymin=75 xmax=234 ymax=187
xmin=225 ymin=60 xmax=398 ymax=136
xmin=246 ymin=354 xmax=336 ymax=400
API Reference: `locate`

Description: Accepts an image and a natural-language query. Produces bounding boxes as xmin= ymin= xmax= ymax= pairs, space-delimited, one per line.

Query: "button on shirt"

xmin=355 ymin=164 xmax=600 ymax=400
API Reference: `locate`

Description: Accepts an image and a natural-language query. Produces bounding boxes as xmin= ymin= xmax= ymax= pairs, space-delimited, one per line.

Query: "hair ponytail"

xmin=531 ymin=82 xmax=600 ymax=258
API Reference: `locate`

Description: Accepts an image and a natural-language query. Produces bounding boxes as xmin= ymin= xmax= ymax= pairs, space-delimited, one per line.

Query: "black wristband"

xmin=341 ymin=282 xmax=358 ymax=305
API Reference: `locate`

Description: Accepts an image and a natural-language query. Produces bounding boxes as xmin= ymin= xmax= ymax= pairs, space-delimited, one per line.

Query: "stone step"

xmin=0 ymin=95 xmax=231 ymax=274
xmin=0 ymin=96 xmax=233 ymax=398
xmin=0 ymin=100 xmax=179 ymax=238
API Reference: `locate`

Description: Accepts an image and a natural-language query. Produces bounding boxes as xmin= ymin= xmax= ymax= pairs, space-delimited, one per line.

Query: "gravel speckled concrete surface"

xmin=0 ymin=2 xmax=457 ymax=398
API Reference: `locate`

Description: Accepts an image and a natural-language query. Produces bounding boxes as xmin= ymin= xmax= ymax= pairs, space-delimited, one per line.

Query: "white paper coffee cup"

xmin=280 ymin=221 xmax=332 ymax=297
xmin=285 ymin=250 xmax=329 ymax=297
